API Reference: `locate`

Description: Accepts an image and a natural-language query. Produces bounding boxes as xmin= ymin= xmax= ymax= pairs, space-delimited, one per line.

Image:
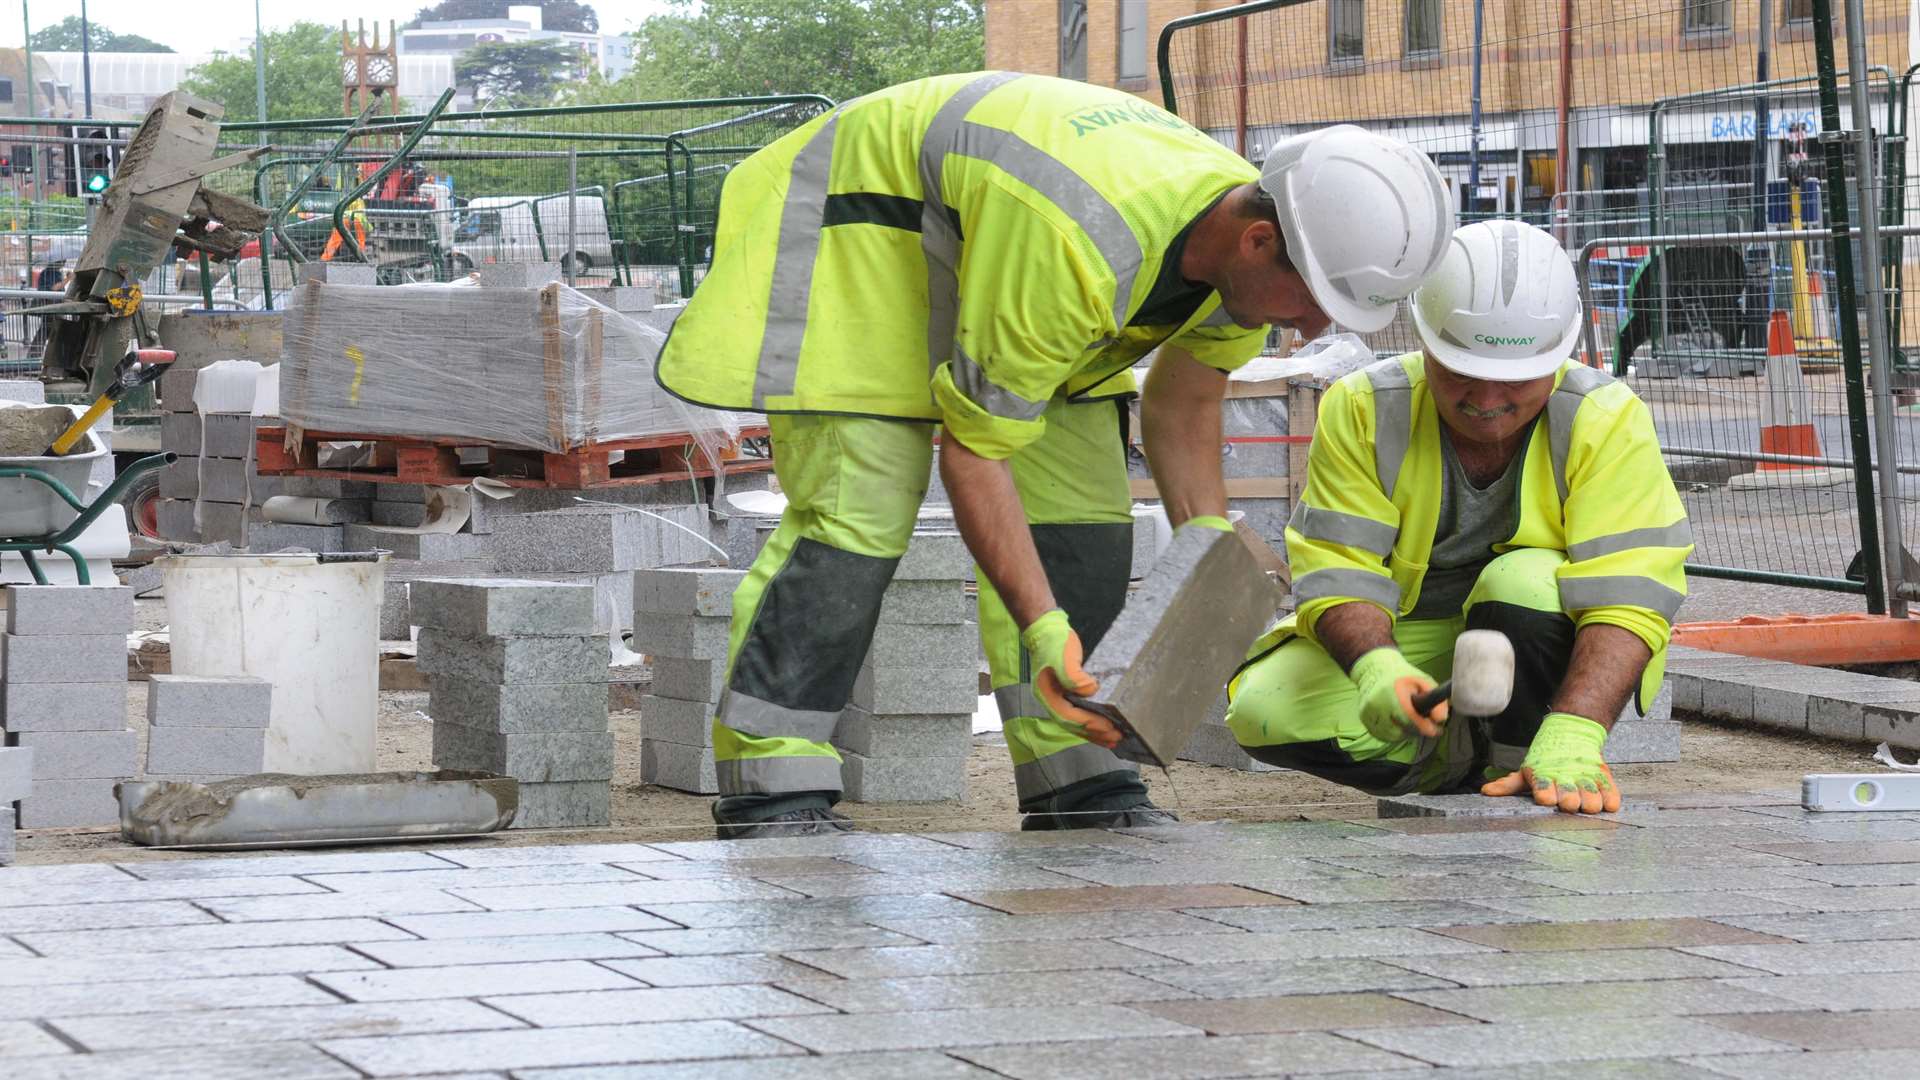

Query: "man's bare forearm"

xmin=1551 ymin=623 xmax=1652 ymax=729
xmin=940 ymin=430 xmax=1056 ymax=629
xmin=1313 ymin=601 xmax=1398 ymax=673
xmin=1141 ymin=348 xmax=1230 ymax=526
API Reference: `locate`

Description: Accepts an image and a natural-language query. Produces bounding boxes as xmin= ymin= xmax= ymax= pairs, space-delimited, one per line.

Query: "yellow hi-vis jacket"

xmin=655 ymin=71 xmax=1268 ymax=460
xmin=1277 ymin=353 xmax=1692 ymax=656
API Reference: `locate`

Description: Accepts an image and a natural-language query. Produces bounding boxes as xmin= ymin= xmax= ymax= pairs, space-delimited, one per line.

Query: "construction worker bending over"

xmin=656 ymin=72 xmax=1453 ymax=837
xmin=1225 ymin=220 xmax=1691 ymax=815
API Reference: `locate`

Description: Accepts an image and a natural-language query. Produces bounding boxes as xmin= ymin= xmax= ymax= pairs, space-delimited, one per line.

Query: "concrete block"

xmin=479 ymin=261 xmax=560 ymax=288
xmin=1603 ymin=718 xmax=1681 ymax=763
xmin=145 ymin=675 xmax=272 ymax=728
xmin=839 ymin=750 xmax=966 ymax=803
xmin=0 ymin=633 xmax=125 ymax=683
xmin=3 ymin=681 xmax=130 ymax=732
xmin=640 ymin=738 xmax=717 ymax=794
xmin=494 ymin=505 xmax=706 ymax=574
xmin=14 ymin=729 xmax=137 ymax=779
xmin=831 ymin=708 xmax=971 ymax=759
xmin=16 ymin=777 xmax=120 ymax=827
xmin=380 ymin=579 xmax=412 ymax=640
xmin=414 ymin=629 xmax=608 ymax=684
xmin=160 ymin=412 xmax=260 ymax=457
xmin=651 ymin=655 xmax=727 ymax=703
xmin=876 ymin=580 xmax=972 ymax=625
xmin=863 ymin=622 xmax=978 ymax=668
xmin=431 ymin=724 xmax=615 ymax=782
xmin=408 ymin=578 xmax=597 ymax=637
xmin=283 ymin=476 xmax=378 ymax=500
xmin=160 ymin=456 xmax=284 ymax=503
xmin=0 ymin=745 xmax=34 ymax=801
xmin=427 ymin=677 xmax=609 ymax=735
xmin=343 ymin=526 xmax=491 ymax=562
xmin=145 ymin=727 xmax=267 ymax=776
xmin=512 ymin=780 xmax=611 ymax=828
xmin=631 ymin=612 xmax=733 ymax=661
xmin=639 ymin=694 xmax=715 ymax=747
xmin=371 ymin=500 xmax=433 ymax=528
xmin=851 ymin=664 xmax=978 ymax=715
xmin=893 ymin=532 xmax=971 ymax=581
xmin=5 ymin=585 xmax=133 ymax=635
xmin=246 ymin=523 xmax=349 ymax=553
xmin=632 ymin=567 xmax=746 ymax=617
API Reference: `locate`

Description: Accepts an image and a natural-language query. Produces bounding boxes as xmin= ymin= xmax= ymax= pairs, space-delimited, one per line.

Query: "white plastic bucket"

xmin=159 ymin=553 xmax=387 ymax=774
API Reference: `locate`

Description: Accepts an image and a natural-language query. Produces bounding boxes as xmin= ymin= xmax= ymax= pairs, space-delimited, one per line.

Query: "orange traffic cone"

xmin=1804 ymin=271 xmax=1838 ymax=351
xmin=1735 ymin=310 xmax=1848 ymax=487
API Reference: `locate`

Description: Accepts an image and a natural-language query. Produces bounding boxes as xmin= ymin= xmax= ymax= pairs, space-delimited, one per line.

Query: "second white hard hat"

xmin=1261 ymin=125 xmax=1454 ymax=334
xmin=1411 ymin=219 xmax=1583 ymax=382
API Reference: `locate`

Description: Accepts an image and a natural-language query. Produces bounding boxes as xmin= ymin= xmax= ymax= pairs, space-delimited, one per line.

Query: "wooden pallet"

xmin=254 ymin=425 xmax=771 ymax=489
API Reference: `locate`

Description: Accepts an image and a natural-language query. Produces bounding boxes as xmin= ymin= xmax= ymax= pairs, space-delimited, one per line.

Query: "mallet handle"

xmin=1412 ymin=680 xmax=1451 ymax=717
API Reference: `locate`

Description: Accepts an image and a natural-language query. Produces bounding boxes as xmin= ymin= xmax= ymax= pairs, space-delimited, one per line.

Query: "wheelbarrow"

xmin=0 ymin=452 xmax=175 ymax=585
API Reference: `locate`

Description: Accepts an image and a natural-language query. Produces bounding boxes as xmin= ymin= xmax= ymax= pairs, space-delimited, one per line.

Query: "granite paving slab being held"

xmin=1343 ymin=1015 xmax=1792 ymax=1067
xmin=777 ymin=938 xmax=1180 ymax=979
xmin=951 ymin=1031 xmax=1424 ymax=1080
xmin=382 ymin=906 xmax=681 ymax=939
xmin=1700 ymin=1008 xmax=1920 ymax=1050
xmin=1392 ymin=978 xmax=1812 ymax=1023
xmin=349 ymin=932 xmax=668 ymax=968
xmin=1131 ymin=991 xmax=1476 ymax=1036
xmin=740 ymin=1003 xmax=1199 ymax=1053
xmin=1383 ymin=946 xmax=1777 ymax=986
xmin=46 ymin=999 xmax=525 ymax=1052
xmin=774 ymin=969 xmax=1197 ymax=1013
xmin=310 ymin=959 xmax=644 ymax=1002
xmin=482 ymin=985 xmax=832 ymax=1027
xmin=319 ymin=1020 xmax=800 ymax=1076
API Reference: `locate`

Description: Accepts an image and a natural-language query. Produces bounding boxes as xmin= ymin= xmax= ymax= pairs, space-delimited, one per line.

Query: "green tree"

xmin=407 ymin=1 xmax=598 ymax=33
xmin=620 ymin=0 xmax=982 ymax=102
xmin=180 ymin=22 xmax=343 ymax=123
xmin=455 ymin=39 xmax=584 ymax=107
xmin=29 ymin=15 xmax=175 ymax=52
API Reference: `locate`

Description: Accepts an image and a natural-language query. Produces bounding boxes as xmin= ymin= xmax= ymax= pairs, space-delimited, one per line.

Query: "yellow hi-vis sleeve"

xmin=1286 ymin=376 xmax=1405 ymax=639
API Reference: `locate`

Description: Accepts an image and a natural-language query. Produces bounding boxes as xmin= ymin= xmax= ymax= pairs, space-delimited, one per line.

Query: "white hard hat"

xmin=1411 ymin=219 xmax=1583 ymax=382
xmin=1261 ymin=125 xmax=1454 ymax=333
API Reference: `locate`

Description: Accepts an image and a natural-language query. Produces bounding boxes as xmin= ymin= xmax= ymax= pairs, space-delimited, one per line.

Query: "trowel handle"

xmin=1412 ymin=680 xmax=1451 ymax=717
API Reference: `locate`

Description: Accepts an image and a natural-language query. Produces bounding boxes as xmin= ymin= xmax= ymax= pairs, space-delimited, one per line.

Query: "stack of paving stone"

xmin=154 ymin=366 xmax=277 ymax=546
xmin=633 ymin=567 xmax=744 ymax=794
xmin=838 ymin=532 xmax=979 ymax=802
xmin=494 ymin=504 xmax=711 ymax=639
xmin=414 ymin=578 xmax=613 ymax=828
xmin=143 ymin=675 xmax=272 ymax=781
xmin=0 ymin=585 xmax=136 ymax=827
xmin=0 ymin=743 xmax=29 ymax=864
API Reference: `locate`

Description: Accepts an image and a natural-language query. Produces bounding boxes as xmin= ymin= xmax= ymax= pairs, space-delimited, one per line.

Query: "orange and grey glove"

xmin=1184 ymin=515 xmax=1234 ymax=532
xmin=1020 ymin=608 xmax=1121 ymax=749
xmin=1349 ymin=647 xmax=1447 ymax=742
xmin=1481 ymin=711 xmax=1621 ymax=815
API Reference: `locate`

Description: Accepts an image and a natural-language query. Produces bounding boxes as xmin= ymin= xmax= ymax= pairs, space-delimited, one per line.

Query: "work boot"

xmin=1019 ymin=770 xmax=1180 ymax=831
xmin=712 ymin=802 xmax=854 ymax=840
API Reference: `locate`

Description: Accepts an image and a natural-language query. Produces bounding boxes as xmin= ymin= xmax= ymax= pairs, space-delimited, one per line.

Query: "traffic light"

xmin=82 ymin=129 xmax=110 ymax=196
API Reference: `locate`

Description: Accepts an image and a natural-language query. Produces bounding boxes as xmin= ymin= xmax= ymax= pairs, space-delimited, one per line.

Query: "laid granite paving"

xmin=2 ymin=799 xmax=1915 ymax=1077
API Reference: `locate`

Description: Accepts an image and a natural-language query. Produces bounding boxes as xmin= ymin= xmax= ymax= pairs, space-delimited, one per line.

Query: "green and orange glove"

xmin=1183 ymin=515 xmax=1234 ymax=532
xmin=1020 ymin=608 xmax=1121 ymax=749
xmin=1349 ymin=647 xmax=1447 ymax=742
xmin=1480 ymin=712 xmax=1622 ymax=815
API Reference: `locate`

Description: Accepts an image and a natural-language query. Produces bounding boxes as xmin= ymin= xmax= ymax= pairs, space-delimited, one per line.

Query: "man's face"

xmin=1423 ymin=351 xmax=1555 ymax=446
xmin=1216 ymin=221 xmax=1332 ymax=338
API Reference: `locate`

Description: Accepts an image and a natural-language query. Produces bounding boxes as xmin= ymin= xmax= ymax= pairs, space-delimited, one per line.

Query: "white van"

xmin=450 ymin=194 xmax=614 ymax=276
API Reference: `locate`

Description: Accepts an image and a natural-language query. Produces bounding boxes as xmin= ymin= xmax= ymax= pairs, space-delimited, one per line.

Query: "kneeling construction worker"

xmin=655 ymin=72 xmax=1453 ymax=837
xmin=1224 ymin=220 xmax=1690 ymax=815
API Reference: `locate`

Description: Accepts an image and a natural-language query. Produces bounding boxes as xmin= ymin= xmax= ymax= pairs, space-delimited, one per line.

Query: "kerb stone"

xmin=651 ymin=655 xmax=726 ymax=704
xmin=862 ymin=623 xmax=979 ymax=668
xmin=495 ymin=505 xmax=705 ymax=574
xmin=0 ymin=633 xmax=126 ymax=683
xmin=641 ymin=695 xmax=715 ymax=748
xmin=427 ymin=678 xmax=609 ymax=735
xmin=852 ymin=665 xmax=978 ymax=715
xmin=632 ymin=567 xmax=746 ymax=617
xmin=5 ymin=585 xmax=132 ymax=635
xmin=513 ymin=780 xmax=611 ymax=828
xmin=145 ymin=675 xmax=272 ymax=728
xmin=641 ymin=738 xmax=718 ymax=794
xmin=831 ymin=708 xmax=971 ymax=759
xmin=631 ymin=613 xmax=733 ymax=662
xmin=2 ymin=681 xmax=126 ymax=732
xmin=13 ymin=730 xmax=137 ymax=779
xmin=16 ymin=777 xmax=120 ymax=827
xmin=839 ymin=751 xmax=965 ymax=803
xmin=414 ymin=630 xmax=608 ymax=684
xmin=1604 ymin=718 xmax=1681 ymax=763
xmin=431 ymin=725 xmax=616 ymax=782
xmin=876 ymin=580 xmax=972 ymax=625
xmin=342 ymin=526 xmax=491 ymax=563
xmin=893 ymin=533 xmax=971 ymax=581
xmin=145 ymin=727 xmax=268 ymax=777
xmin=408 ymin=578 xmax=598 ymax=637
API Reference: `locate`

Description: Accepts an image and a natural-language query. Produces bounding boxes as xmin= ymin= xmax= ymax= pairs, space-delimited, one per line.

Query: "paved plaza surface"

xmin=2 ymin=798 xmax=1918 ymax=1079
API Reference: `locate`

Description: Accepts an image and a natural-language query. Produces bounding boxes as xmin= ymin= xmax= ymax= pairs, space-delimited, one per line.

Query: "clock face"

xmin=341 ymin=56 xmax=360 ymax=85
xmin=367 ymin=56 xmax=396 ymax=86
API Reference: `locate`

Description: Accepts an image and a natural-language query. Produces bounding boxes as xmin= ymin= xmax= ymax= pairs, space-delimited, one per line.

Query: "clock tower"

xmin=341 ymin=20 xmax=400 ymax=120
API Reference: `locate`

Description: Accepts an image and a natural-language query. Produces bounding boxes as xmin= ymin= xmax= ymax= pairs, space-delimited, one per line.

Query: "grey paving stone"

xmin=628 ymin=855 xmax=874 ymax=880
xmin=832 ymin=709 xmax=972 ymax=759
xmin=1119 ymin=926 xmax=1494 ymax=965
xmin=514 ymin=780 xmax=612 ymax=829
xmin=448 ymin=877 xmax=793 ymax=911
xmin=640 ymin=694 xmax=714 ymax=746
xmin=415 ymin=629 xmax=608 ymax=684
xmin=0 ymin=899 xmax=218 ymax=935
xmin=485 ymin=984 xmax=831 ymax=1027
xmin=1733 ymin=971 xmax=1920 ymax=1013
xmin=645 ymin=832 xmax=958 ymax=861
xmin=144 ymin=675 xmax=272 ymax=728
xmin=48 ymin=999 xmax=521 ymax=1052
xmin=319 ymin=1020 xmax=799 ymax=1075
xmin=1384 ymin=947 xmax=1769 ymax=987
xmin=746 ymin=868 xmax=1081 ymax=898
xmin=427 ymin=677 xmax=611 ymax=735
xmin=431 ymin=725 xmax=615 ymax=782
xmin=0 ymin=974 xmax=337 ymax=1022
xmin=384 ymin=906 xmax=680 ymax=940
xmin=1745 ymin=884 xmax=1920 ymax=912
xmin=160 ymin=412 xmax=260 ymax=457
xmin=651 ymin=655 xmax=727 ymax=703
xmin=1713 ymin=908 xmax=1920 ymax=943
xmin=1669 ymin=672 xmax=1703 ymax=713
xmin=15 ymin=777 xmax=121 ymax=827
xmin=0 ymin=944 xmax=380 ymax=988
xmin=193 ymin=889 xmax=482 ymax=922
xmin=428 ymin=842 xmax=678 ymax=868
xmin=0 ymin=1018 xmax=73 ymax=1057
xmin=144 ymin=726 xmax=267 ymax=777
xmin=955 ymin=1032 xmax=1427 ymax=1079
xmin=839 ymin=750 xmax=966 ymax=802
xmin=1752 ymin=684 xmax=1812 ymax=729
xmin=1344 ymin=1015 xmax=1791 ymax=1067
xmin=851 ymin=663 xmax=979 ymax=714
xmin=12 ymin=730 xmax=136 ymax=779
xmin=116 ymin=849 xmax=459 ymax=880
xmin=1467 ymin=892 xmax=1824 ymax=922
xmin=1749 ymin=818 xmax=1920 ymax=842
xmin=313 ymin=959 xmax=643 ymax=1003
xmin=875 ymin=579 xmax=972 ymax=625
xmin=1698 ymin=677 xmax=1755 ymax=720
xmin=1 ymin=680 xmax=123 ymax=732
xmin=1349 ymin=831 xmax=1594 ymax=856
xmin=304 ymin=864 xmax=640 ymax=895
xmin=744 ymin=1003 xmax=1198 ymax=1053
xmin=893 ymin=532 xmax=971 ymax=581
xmin=1739 ymin=840 xmax=1920 ymax=864
xmin=0 ymin=1041 xmax=360 ymax=1080
xmin=631 ymin=612 xmax=733 ymax=661
xmin=1603 ymin=718 xmax=1681 ymax=762
xmin=0 ymin=632 xmax=124 ymax=682
xmin=598 ymin=955 xmax=832 ymax=988
xmin=641 ymin=738 xmax=718 ymax=794
xmin=640 ymin=895 xmax=1003 ymax=931
xmin=1515 ymin=846 xmax=1806 ymax=871
xmin=283 ymin=478 xmax=382 ymax=500
xmin=778 ymin=969 xmax=1196 ymax=1013
xmin=0 ymin=744 xmax=37 ymax=801
xmin=338 ymin=932 xmax=664 ymax=969
xmin=1684 ymin=1049 xmax=1920 ymax=1080
xmin=369 ymin=499 xmax=432 ymax=527
xmin=632 ymin=567 xmax=746 ymax=617
xmin=868 ymin=910 xmax=1241 ymax=944
xmin=1502 ymin=866 xmax=1835 ymax=894
xmin=1250 ymin=874 xmax=1571 ymax=904
xmin=1187 ymin=899 xmax=1540 ymax=933
xmin=160 ymin=456 xmax=284 ymax=503
xmin=622 ymin=925 xmax=921 ymax=957
xmin=1685 ymin=940 xmax=1920 ymax=975
xmin=5 ymin=585 xmax=132 ymax=636
xmin=14 ymin=917 xmax=416 ymax=957
xmin=246 ymin=523 xmax=348 ymax=553
xmin=779 ymin=939 xmax=1177 ymax=979
xmin=343 ymin=525 xmax=492 ymax=562
xmin=408 ymin=578 xmax=598 ymax=637
xmin=516 ymin=1051 xmax=998 ymax=1080
xmin=1774 ymin=863 xmax=1920 ymax=886
xmin=0 ymin=875 xmax=329 ymax=911
xmin=1304 ymin=852 xmax=1553 ymax=878
xmin=494 ymin=506 xmax=699 ymax=574
xmin=1395 ymin=978 xmax=1808 ymax=1023
xmin=1864 ymin=701 xmax=1920 ymax=748
xmin=1377 ymin=792 xmax=1574 ymax=818
xmin=1809 ymin=690 xmax=1920 ymax=742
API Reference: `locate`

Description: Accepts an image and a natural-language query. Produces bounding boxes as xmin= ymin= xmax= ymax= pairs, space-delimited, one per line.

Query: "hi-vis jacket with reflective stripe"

xmin=655 ymin=71 xmax=1267 ymax=460
xmin=1281 ymin=353 xmax=1692 ymax=655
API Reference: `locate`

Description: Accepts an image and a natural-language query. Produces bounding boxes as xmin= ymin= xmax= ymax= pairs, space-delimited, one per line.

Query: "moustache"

xmin=1456 ymin=401 xmax=1517 ymax=419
